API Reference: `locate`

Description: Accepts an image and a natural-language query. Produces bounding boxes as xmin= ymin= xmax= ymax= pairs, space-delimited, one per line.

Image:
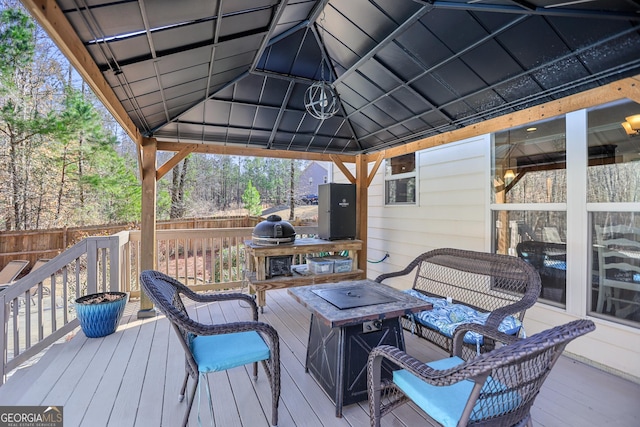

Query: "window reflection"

xmin=590 ymin=212 xmax=640 ymax=325
xmin=492 ymin=117 xmax=567 ymax=307
xmin=492 ymin=117 xmax=566 ymax=204
xmin=493 ymin=211 xmax=566 ymax=306
xmin=587 ymin=100 xmax=640 ymax=327
xmin=587 ymin=100 xmax=640 ymax=203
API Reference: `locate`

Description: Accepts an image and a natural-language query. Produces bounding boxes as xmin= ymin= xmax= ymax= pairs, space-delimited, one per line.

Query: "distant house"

xmin=297 ymin=161 xmax=328 ymax=197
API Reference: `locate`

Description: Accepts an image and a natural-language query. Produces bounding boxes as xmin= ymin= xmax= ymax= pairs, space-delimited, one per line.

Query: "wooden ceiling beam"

xmin=367 ymin=152 xmax=384 ymax=188
xmin=155 ymin=141 xmax=356 ymax=163
xmin=330 ymin=155 xmax=356 ymax=184
xmin=613 ymin=76 xmax=640 ymax=104
xmin=368 ymin=74 xmax=640 ymax=162
xmin=20 ymin=0 xmax=142 ymax=146
xmin=156 ymin=144 xmax=197 ymax=180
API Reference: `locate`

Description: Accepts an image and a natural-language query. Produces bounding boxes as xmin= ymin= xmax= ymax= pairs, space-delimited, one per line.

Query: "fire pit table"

xmin=288 ymin=280 xmax=433 ymax=417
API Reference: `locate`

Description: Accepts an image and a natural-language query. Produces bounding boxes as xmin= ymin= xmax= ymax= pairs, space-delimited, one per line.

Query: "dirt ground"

xmin=210 ymin=204 xmax=318 ymax=222
xmin=266 ymin=205 xmax=318 ymax=222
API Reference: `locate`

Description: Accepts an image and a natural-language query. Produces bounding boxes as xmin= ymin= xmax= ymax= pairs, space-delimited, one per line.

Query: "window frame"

xmin=384 ymin=153 xmax=418 ymax=206
xmin=489 ymin=104 xmax=640 ymax=328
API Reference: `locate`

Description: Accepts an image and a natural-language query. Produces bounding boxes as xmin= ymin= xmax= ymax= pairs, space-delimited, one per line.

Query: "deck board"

xmin=0 ymin=340 xmax=64 ymax=404
xmin=2 ymin=288 xmax=639 ymax=427
xmin=161 ymin=330 xmax=187 ymax=427
xmin=132 ymin=316 xmax=170 ymax=427
xmin=102 ymin=320 xmax=148 ymax=419
xmin=69 ymin=309 xmax=143 ymax=426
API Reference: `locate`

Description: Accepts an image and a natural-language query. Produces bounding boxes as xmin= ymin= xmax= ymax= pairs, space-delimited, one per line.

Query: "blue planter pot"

xmin=75 ymin=292 xmax=128 ymax=338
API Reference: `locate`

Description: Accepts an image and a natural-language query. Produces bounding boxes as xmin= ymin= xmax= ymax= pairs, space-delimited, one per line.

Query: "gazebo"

xmin=19 ymin=0 xmax=640 ymax=380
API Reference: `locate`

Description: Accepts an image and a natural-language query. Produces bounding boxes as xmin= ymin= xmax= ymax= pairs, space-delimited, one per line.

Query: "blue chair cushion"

xmin=191 ymin=331 xmax=270 ymax=373
xmin=393 ymin=356 xmax=521 ymax=427
xmin=404 ymin=290 xmax=522 ymax=344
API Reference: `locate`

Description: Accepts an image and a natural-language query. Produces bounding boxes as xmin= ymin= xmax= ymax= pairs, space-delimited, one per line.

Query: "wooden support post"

xmin=138 ymin=137 xmax=157 ymax=318
xmin=355 ymin=154 xmax=368 ymax=272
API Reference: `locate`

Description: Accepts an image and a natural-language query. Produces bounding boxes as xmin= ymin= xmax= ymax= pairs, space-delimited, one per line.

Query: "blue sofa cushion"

xmin=404 ymin=290 xmax=522 ymax=344
xmin=393 ymin=356 xmax=521 ymax=427
xmin=191 ymin=331 xmax=270 ymax=373
xmin=544 ymin=259 xmax=566 ymax=270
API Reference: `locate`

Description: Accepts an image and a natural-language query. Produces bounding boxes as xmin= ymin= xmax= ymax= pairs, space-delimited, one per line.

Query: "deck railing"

xmin=1 ymin=225 xmax=318 ymax=384
xmin=0 ymin=232 xmax=129 ymax=384
xmin=126 ymin=227 xmax=254 ymax=296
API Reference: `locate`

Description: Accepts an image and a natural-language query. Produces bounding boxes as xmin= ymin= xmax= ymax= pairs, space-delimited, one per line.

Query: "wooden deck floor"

xmin=1 ymin=288 xmax=639 ymax=427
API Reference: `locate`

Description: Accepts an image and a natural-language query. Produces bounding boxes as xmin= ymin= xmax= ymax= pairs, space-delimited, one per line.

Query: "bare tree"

xmin=289 ymin=159 xmax=295 ymax=221
xmin=170 ymin=157 xmax=189 ymax=218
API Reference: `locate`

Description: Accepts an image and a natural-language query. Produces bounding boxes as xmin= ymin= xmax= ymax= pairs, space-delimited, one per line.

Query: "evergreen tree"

xmin=0 ymin=7 xmax=60 ymax=229
xmin=242 ymin=180 xmax=261 ymax=216
xmin=81 ymin=133 xmax=141 ymax=223
xmin=0 ymin=7 xmax=34 ymax=75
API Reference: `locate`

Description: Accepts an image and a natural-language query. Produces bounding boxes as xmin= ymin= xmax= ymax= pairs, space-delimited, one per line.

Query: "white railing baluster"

xmin=62 ymin=267 xmax=69 ymax=324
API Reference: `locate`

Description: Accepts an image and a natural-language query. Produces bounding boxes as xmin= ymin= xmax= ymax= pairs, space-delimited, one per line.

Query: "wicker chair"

xmin=139 ymin=270 xmax=280 ymax=426
xmin=367 ymin=319 xmax=595 ymax=427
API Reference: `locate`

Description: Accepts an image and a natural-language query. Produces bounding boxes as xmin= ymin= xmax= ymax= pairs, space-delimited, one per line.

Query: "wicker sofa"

xmin=375 ymin=248 xmax=541 ymax=358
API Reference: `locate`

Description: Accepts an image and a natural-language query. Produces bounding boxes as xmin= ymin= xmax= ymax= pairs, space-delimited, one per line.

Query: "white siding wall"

xmin=371 ymin=136 xmax=490 ymax=286
xmin=333 ymin=133 xmax=640 ymax=382
xmin=334 ymin=135 xmax=490 ymax=288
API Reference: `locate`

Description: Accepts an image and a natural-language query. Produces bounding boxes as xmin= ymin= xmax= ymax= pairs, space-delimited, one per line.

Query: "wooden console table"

xmin=245 ymin=238 xmax=364 ymax=311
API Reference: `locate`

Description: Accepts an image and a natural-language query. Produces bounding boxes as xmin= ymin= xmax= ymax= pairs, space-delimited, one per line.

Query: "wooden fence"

xmin=0 ymin=216 xmax=263 ymax=272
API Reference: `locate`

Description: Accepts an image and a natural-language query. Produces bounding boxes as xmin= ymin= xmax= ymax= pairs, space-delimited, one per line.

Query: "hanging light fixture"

xmin=304 ymin=12 xmax=339 ymax=120
xmin=504 ymin=169 xmax=516 ymax=180
xmin=503 ymin=130 xmax=517 ymax=183
xmin=621 ymin=114 xmax=640 ymax=136
xmin=304 ymin=81 xmax=338 ymax=120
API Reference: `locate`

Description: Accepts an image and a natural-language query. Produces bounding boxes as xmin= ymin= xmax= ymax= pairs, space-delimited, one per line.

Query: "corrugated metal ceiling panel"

xmin=50 ymin=0 xmax=640 ymax=153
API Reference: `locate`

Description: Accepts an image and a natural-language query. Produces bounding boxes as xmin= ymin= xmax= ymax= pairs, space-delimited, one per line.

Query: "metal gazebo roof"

xmin=25 ymin=0 xmax=640 ymax=155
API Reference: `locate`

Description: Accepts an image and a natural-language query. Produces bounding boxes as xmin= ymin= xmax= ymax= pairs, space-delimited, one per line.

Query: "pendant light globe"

xmin=304 ymin=81 xmax=339 ymax=120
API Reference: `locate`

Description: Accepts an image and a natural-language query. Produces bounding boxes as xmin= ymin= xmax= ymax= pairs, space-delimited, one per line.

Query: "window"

xmin=385 ymin=153 xmax=416 ymax=205
xmin=587 ymin=100 xmax=640 ymax=326
xmin=492 ymin=117 xmax=566 ymax=204
xmin=492 ymin=116 xmax=567 ymax=306
xmin=590 ymin=212 xmax=640 ymax=326
xmin=489 ymin=101 xmax=640 ymax=326
xmin=493 ymin=210 xmax=567 ymax=306
xmin=587 ymin=100 xmax=640 ymax=203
